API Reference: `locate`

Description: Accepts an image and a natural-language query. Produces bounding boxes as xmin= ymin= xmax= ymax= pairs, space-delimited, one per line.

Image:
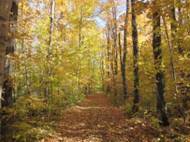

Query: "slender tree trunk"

xmin=175 ymin=0 xmax=190 ymax=109
xmin=45 ymin=0 xmax=55 ymax=97
xmin=78 ymin=7 xmax=83 ymax=48
xmin=171 ymin=0 xmax=177 ymax=44
xmin=170 ymin=1 xmax=177 ymax=79
xmin=108 ymin=2 xmax=118 ymax=97
xmin=110 ymin=20 xmax=117 ymax=97
xmin=111 ymin=54 xmax=117 ymax=97
xmin=100 ymin=52 xmax=105 ymax=91
xmin=76 ymin=6 xmax=83 ymax=90
xmin=121 ymin=0 xmax=128 ymax=100
xmin=106 ymin=24 xmax=111 ymax=93
xmin=162 ymin=16 xmax=177 ymax=94
xmin=19 ymin=2 xmax=30 ymax=95
xmin=176 ymin=0 xmax=183 ymax=54
xmin=48 ymin=0 xmax=55 ymax=50
xmin=171 ymin=0 xmax=183 ymax=54
xmin=131 ymin=0 xmax=140 ymax=112
xmin=152 ymin=5 xmax=169 ymax=126
xmin=112 ymin=3 xmax=118 ymax=76
xmin=118 ymin=33 xmax=122 ymax=70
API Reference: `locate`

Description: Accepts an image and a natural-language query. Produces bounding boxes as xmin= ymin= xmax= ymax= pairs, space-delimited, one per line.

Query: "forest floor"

xmin=44 ymin=93 xmax=190 ymax=142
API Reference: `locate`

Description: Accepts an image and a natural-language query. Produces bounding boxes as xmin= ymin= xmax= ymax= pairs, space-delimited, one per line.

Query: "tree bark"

xmin=121 ymin=0 xmax=129 ymax=100
xmin=0 ymin=0 xmax=13 ymax=107
xmin=131 ymin=0 xmax=140 ymax=112
xmin=111 ymin=2 xmax=118 ymax=76
xmin=45 ymin=0 xmax=55 ymax=97
xmin=176 ymin=0 xmax=183 ymax=54
xmin=152 ymin=3 xmax=169 ymax=126
xmin=2 ymin=0 xmax=18 ymax=108
xmin=106 ymin=23 xmax=111 ymax=93
xmin=0 ymin=0 xmax=17 ymax=140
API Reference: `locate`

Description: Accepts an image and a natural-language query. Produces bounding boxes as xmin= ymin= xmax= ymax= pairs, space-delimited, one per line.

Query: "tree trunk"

xmin=2 ymin=0 xmax=18 ymax=107
xmin=152 ymin=4 xmax=169 ymax=126
xmin=76 ymin=6 xmax=83 ymax=91
xmin=171 ymin=0 xmax=177 ymax=44
xmin=131 ymin=0 xmax=140 ymax=112
xmin=121 ymin=0 xmax=128 ymax=100
xmin=162 ymin=16 xmax=177 ymax=94
xmin=0 ymin=0 xmax=17 ymax=140
xmin=111 ymin=3 xmax=118 ymax=76
xmin=176 ymin=0 xmax=183 ymax=54
xmin=106 ymin=24 xmax=111 ymax=93
xmin=45 ymin=0 xmax=55 ymax=97
xmin=0 ymin=0 xmax=13 ymax=107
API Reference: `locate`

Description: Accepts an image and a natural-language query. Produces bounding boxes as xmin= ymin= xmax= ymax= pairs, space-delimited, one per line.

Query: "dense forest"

xmin=0 ymin=0 xmax=190 ymax=141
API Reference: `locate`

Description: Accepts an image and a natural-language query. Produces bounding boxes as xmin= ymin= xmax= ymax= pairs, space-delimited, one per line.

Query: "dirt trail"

xmin=45 ymin=93 xmax=158 ymax=142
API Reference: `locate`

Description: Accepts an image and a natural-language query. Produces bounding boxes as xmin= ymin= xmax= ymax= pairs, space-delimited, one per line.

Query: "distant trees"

xmin=104 ymin=0 xmax=118 ymax=98
xmin=104 ymin=0 xmax=128 ymax=101
xmin=103 ymin=0 xmax=190 ymax=125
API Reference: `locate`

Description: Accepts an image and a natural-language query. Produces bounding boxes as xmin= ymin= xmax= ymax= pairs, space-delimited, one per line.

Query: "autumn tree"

xmin=0 ymin=0 xmax=18 ymax=139
xmin=152 ymin=1 xmax=169 ymax=126
xmin=0 ymin=0 xmax=14 ymax=107
xmin=2 ymin=0 xmax=18 ymax=107
xmin=121 ymin=0 xmax=129 ymax=100
xmin=131 ymin=0 xmax=140 ymax=112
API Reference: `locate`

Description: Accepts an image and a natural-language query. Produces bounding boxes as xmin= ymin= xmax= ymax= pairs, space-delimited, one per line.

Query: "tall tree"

xmin=0 ymin=0 xmax=18 ymax=139
xmin=152 ymin=1 xmax=169 ymax=126
xmin=0 ymin=0 xmax=13 ymax=107
xmin=176 ymin=0 xmax=183 ymax=54
xmin=162 ymin=15 xmax=177 ymax=93
xmin=2 ymin=0 xmax=18 ymax=107
xmin=111 ymin=0 xmax=118 ymax=76
xmin=105 ymin=0 xmax=118 ymax=97
xmin=121 ymin=0 xmax=129 ymax=100
xmin=171 ymin=0 xmax=177 ymax=44
xmin=45 ymin=0 xmax=55 ymax=97
xmin=131 ymin=0 xmax=140 ymax=112
xmin=106 ymin=23 xmax=111 ymax=93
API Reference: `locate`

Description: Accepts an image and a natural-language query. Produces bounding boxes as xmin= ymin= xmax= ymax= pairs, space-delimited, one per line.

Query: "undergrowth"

xmin=0 ymin=92 xmax=84 ymax=142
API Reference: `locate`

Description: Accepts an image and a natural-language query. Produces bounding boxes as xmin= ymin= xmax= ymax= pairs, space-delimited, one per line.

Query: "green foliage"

xmin=149 ymin=116 xmax=160 ymax=129
xmin=1 ymin=90 xmax=84 ymax=141
xmin=12 ymin=123 xmax=53 ymax=142
xmin=123 ymin=102 xmax=133 ymax=116
xmin=14 ymin=95 xmax=46 ymax=118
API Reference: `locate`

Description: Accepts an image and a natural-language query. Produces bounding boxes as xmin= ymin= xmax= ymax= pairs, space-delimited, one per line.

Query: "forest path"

xmin=45 ymin=93 xmax=158 ymax=142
